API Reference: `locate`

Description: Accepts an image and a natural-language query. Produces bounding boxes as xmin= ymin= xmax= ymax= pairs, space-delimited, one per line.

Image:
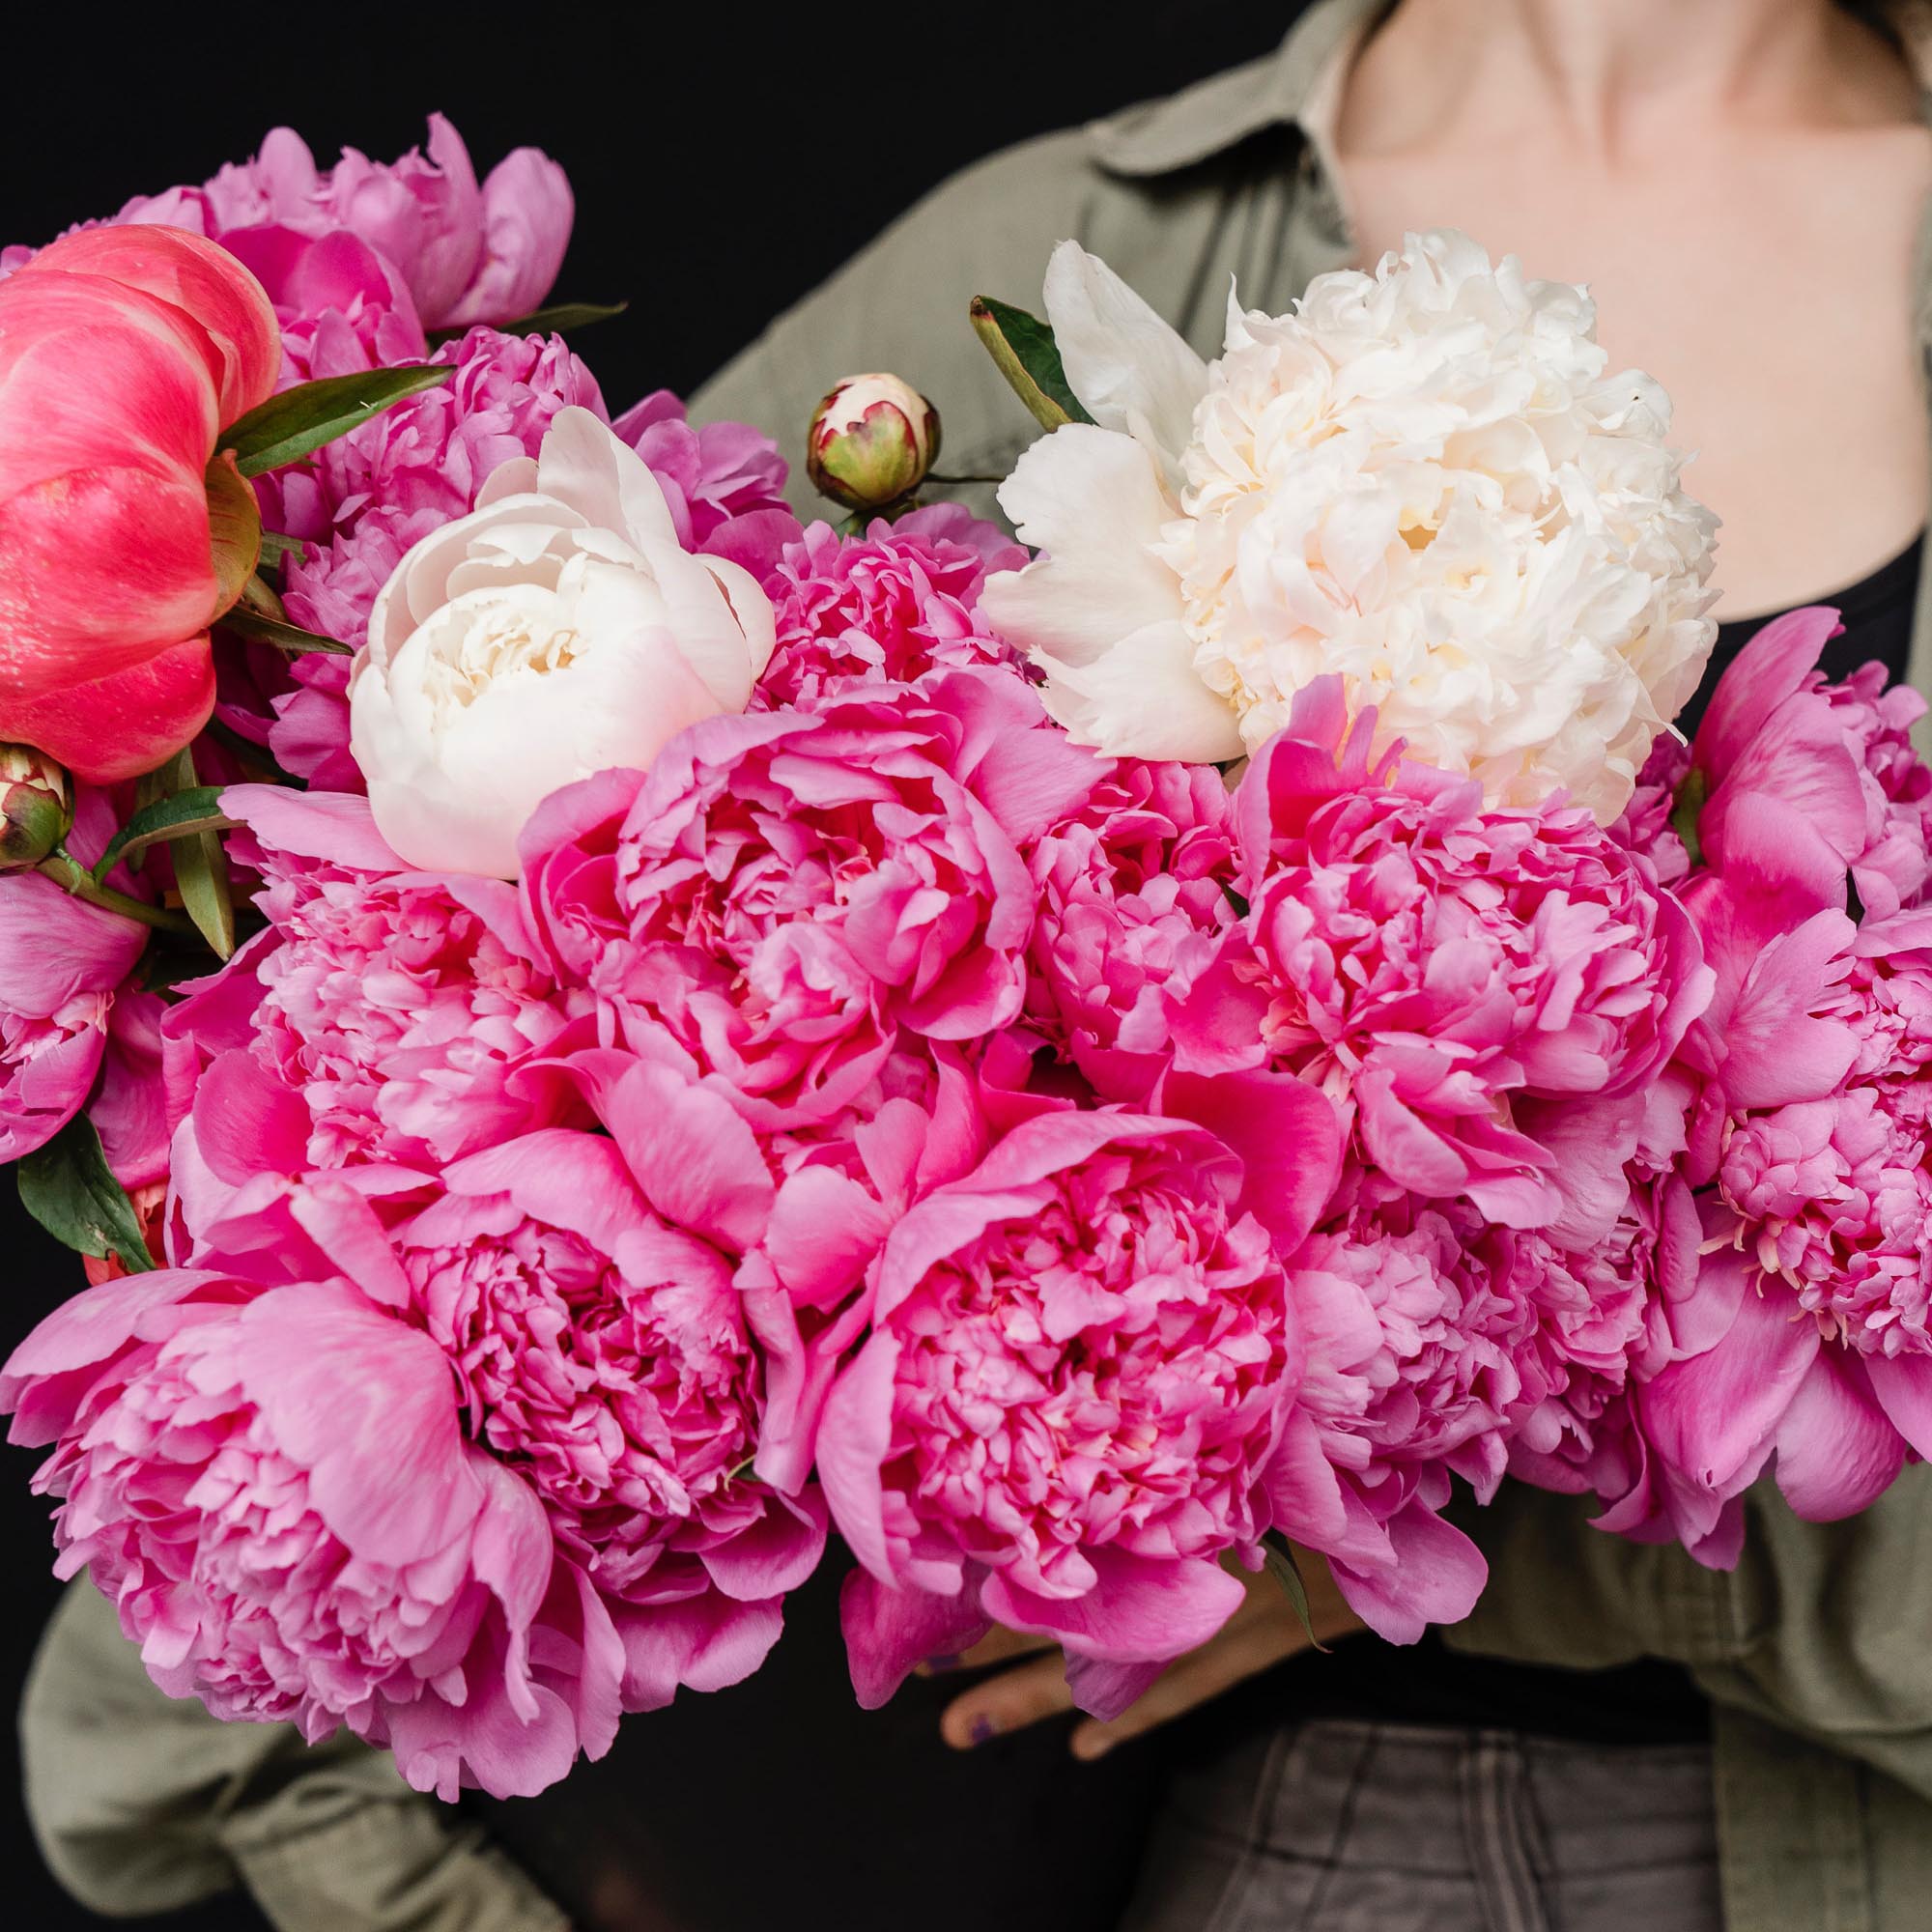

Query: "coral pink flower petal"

xmin=18 ymin=225 xmax=280 ymax=424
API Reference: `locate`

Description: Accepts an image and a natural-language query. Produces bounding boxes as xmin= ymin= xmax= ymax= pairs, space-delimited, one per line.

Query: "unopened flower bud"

xmin=0 ymin=744 xmax=71 ymax=870
xmin=806 ymin=374 xmax=941 ymax=512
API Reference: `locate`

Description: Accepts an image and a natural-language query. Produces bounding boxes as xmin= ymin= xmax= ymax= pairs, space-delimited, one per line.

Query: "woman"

xmin=23 ymin=4 xmax=1932 ymax=1928
xmin=697 ymin=9 xmax=1932 ymax=1927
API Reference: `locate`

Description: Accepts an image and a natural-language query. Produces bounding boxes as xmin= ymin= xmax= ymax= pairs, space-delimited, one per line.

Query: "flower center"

xmin=431 ymin=602 xmax=582 ymax=708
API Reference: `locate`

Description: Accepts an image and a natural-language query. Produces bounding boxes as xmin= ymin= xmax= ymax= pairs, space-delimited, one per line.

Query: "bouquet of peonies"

xmin=3 ymin=125 xmax=1928 ymax=1801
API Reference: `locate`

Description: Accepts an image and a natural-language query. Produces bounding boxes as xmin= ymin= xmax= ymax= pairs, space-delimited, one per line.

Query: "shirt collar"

xmin=1085 ymin=0 xmax=1390 ymax=178
xmin=1089 ymin=0 xmax=1932 ymax=181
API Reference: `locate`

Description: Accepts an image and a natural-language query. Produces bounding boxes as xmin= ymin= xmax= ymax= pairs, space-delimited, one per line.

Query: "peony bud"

xmin=0 ymin=744 xmax=71 ymax=869
xmin=806 ymin=373 xmax=941 ymax=512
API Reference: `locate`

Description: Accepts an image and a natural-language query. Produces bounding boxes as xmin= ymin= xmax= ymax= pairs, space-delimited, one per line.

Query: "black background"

xmin=0 ymin=9 xmax=1291 ymax=1927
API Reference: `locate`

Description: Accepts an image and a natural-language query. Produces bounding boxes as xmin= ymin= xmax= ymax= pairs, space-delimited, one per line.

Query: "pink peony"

xmin=1272 ymin=1192 xmax=1519 ymax=1641
xmin=163 ymin=785 xmax=591 ymax=1262
xmin=1620 ymin=628 xmax=1932 ymax=1555
xmin=1177 ymin=680 xmax=1711 ymax=1238
xmin=1689 ymin=606 xmax=1932 ymax=920
xmin=1503 ymin=1168 xmax=1700 ymax=1503
xmin=0 ymin=1267 xmax=622 ymax=1800
xmin=1025 ymin=757 xmax=1237 ymax=1105
xmin=7 ymin=118 xmax=572 ymax=336
xmin=216 ymin=225 xmax=428 ymax=384
xmin=519 ymin=667 xmax=1098 ymax=1132
xmin=382 ymin=1052 xmax=825 ymax=1709
xmin=0 ymin=789 xmax=153 ymax=1162
xmin=1607 ymin=731 xmax=1693 ymax=890
xmin=754 ymin=508 xmax=1025 ymax=711
xmin=614 ymin=390 xmax=796 ymax=572
xmin=805 ymin=1063 xmax=1340 ymax=1718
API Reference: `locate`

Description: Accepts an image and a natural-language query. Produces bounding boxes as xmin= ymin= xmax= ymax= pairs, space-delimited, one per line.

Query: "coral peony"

xmin=0 ymin=1267 xmax=622 ymax=1800
xmin=0 ymin=227 xmax=278 ymax=780
xmin=980 ymin=235 xmax=1717 ymax=821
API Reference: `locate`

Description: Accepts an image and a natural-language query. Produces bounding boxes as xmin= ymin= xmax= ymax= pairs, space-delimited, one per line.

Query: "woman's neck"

xmin=1340 ymin=0 xmax=1917 ymax=160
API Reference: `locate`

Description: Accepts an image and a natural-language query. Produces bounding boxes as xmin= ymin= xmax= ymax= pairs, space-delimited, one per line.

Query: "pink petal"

xmin=1772 ymin=1351 xmax=1906 ymax=1520
xmin=839 ymin=1567 xmax=991 ymax=1711
xmin=980 ymin=1549 xmax=1244 ymax=1663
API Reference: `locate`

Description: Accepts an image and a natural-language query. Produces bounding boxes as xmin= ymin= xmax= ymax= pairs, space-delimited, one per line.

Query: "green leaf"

xmin=216 ymin=604 xmax=353 ymax=655
xmin=93 ymin=786 xmax=237 ymax=883
xmin=1262 ymin=1533 xmax=1330 ymax=1653
xmin=204 ymin=450 xmax=263 ymax=617
xmin=218 ymin=365 xmax=453 ymax=479
xmin=432 ymin=299 xmax=629 ymax=346
xmin=258 ymin=530 xmax=312 ymax=569
xmin=1668 ymin=765 xmax=1709 ymax=872
xmin=969 ymin=296 xmax=1094 ymax=433
xmin=18 ymin=1117 xmax=156 ymax=1272
xmin=157 ymin=750 xmax=236 ymax=961
xmin=1221 ymin=881 xmax=1251 ymax=919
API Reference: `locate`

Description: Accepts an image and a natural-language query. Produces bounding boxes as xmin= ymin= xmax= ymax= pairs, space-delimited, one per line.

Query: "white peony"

xmin=350 ymin=407 xmax=775 ymax=879
xmin=980 ymin=232 xmax=1719 ymax=821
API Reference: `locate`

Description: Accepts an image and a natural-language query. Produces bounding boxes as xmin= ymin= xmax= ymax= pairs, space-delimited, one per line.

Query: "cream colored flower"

xmin=350 ymin=408 xmax=775 ymax=878
xmin=980 ymin=233 xmax=1718 ymax=822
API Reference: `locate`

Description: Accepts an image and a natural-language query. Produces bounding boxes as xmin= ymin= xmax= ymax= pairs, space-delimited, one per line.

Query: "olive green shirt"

xmin=23 ymin=6 xmax=1932 ymax=1928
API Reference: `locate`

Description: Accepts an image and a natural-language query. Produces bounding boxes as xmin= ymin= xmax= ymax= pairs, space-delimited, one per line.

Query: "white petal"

xmin=982 ymin=424 xmax=1182 ymax=666
xmin=631 ymin=535 xmax=769 ymax=712
xmin=1036 ymin=618 xmax=1242 ymax=763
xmin=534 ymin=405 xmax=681 ymax=551
xmin=1042 ymin=241 xmax=1208 ymax=477
xmin=697 ymin=554 xmax=778 ymax=679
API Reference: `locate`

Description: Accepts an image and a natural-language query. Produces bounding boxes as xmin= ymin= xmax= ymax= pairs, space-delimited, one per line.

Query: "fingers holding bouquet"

xmin=932 ymin=1552 xmax=1365 ymax=1761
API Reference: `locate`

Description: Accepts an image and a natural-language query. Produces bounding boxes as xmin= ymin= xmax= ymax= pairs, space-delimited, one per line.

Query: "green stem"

xmin=37 ymin=852 xmax=196 ymax=934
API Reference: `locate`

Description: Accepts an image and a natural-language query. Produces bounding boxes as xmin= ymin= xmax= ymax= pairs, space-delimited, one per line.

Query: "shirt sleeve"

xmin=20 ymin=1578 xmax=568 ymax=1932
xmin=687 ymin=128 xmax=1127 ymax=526
xmin=1440 ymin=1466 xmax=1932 ymax=1802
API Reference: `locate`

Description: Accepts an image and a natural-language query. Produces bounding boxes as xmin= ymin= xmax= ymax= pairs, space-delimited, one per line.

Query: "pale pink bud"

xmin=806 ymin=373 xmax=941 ymax=512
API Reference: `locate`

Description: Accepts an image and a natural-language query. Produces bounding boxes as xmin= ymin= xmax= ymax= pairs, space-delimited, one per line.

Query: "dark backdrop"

xmin=1 ymin=8 xmax=1291 ymax=1927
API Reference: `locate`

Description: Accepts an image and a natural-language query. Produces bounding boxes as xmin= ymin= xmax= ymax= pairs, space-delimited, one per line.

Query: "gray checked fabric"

xmin=1119 ymin=1719 xmax=1722 ymax=1932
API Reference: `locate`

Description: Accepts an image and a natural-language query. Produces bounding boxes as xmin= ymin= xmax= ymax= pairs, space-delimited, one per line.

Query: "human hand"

xmin=932 ymin=1548 xmax=1364 ymax=1760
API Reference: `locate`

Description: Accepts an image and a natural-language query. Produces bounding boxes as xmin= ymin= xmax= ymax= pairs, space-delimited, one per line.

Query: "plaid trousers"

xmin=1120 ymin=1719 xmax=1723 ymax=1932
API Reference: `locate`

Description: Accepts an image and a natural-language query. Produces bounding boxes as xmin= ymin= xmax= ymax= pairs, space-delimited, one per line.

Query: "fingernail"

xmin=969 ymin=1714 xmax=998 ymax=1747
